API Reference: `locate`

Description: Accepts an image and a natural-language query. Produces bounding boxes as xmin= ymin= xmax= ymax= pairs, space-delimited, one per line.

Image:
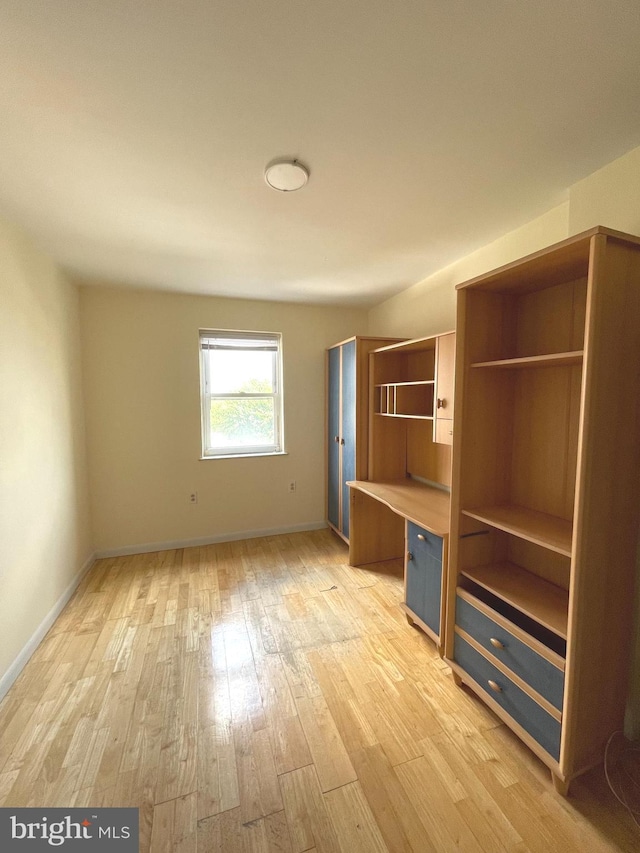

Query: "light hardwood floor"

xmin=0 ymin=529 xmax=637 ymax=851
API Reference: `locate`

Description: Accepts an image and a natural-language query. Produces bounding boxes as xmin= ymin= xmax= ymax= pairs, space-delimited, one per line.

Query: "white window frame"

xmin=199 ymin=329 xmax=285 ymax=459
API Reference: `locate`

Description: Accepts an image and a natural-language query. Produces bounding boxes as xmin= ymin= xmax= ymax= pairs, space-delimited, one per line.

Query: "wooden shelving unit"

xmin=445 ymin=226 xmax=640 ymax=795
xmin=368 ymin=332 xmax=455 ymax=484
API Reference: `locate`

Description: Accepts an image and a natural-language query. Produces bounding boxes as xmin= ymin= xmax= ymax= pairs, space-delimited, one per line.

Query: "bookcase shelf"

xmin=471 ymin=351 xmax=583 ymax=370
xmin=376 ymin=380 xmax=435 ymax=386
xmin=462 ymin=505 xmax=573 ymax=557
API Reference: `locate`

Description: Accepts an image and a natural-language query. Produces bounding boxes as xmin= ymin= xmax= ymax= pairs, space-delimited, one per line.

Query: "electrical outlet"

xmin=288 ymin=481 xmax=296 ymax=493
xmin=189 ymin=492 xmax=198 ymax=504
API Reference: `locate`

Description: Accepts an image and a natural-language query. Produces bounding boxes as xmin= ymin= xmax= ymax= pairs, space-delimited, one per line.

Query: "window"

xmin=199 ymin=329 xmax=284 ymax=458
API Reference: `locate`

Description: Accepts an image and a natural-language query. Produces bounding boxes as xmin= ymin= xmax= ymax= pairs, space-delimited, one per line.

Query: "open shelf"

xmin=375 ymin=381 xmax=434 ymax=418
xmin=471 ymin=351 xmax=583 ymax=370
xmin=376 ymin=413 xmax=434 ymax=420
xmin=375 ymin=381 xmax=435 ymax=387
xmin=462 ymin=505 xmax=572 ymax=557
xmin=460 ymin=562 xmax=569 ymax=639
xmin=372 ymin=336 xmax=438 ymax=355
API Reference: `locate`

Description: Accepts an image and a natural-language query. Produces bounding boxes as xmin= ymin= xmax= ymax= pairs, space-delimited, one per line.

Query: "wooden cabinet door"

xmin=434 ymin=332 xmax=455 ymax=444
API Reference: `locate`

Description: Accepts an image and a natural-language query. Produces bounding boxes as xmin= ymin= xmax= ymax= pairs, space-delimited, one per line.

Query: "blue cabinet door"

xmin=327 ymin=346 xmax=341 ymax=531
xmin=406 ymin=522 xmax=443 ymax=636
xmin=340 ymin=340 xmax=356 ymax=538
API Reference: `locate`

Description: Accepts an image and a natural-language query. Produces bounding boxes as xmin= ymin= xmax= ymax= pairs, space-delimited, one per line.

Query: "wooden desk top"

xmin=347 ymin=479 xmax=450 ymax=538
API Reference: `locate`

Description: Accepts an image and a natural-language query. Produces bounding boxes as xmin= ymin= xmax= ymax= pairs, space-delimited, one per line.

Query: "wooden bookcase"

xmin=445 ymin=226 xmax=640 ymax=794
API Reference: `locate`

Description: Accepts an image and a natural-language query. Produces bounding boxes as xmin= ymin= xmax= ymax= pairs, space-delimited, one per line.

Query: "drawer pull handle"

xmin=407 ymin=552 xmax=413 ymax=562
xmin=488 ymin=679 xmax=502 ymax=693
xmin=437 ymin=397 xmax=446 ymax=409
xmin=417 ymin=534 xmax=426 ymax=541
xmin=490 ymin=638 xmax=505 ymax=649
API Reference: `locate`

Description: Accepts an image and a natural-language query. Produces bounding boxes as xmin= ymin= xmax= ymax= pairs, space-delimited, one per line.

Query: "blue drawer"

xmin=407 ymin=522 xmax=443 ymax=561
xmin=454 ymin=635 xmax=561 ymax=760
xmin=456 ymin=595 xmax=564 ymax=711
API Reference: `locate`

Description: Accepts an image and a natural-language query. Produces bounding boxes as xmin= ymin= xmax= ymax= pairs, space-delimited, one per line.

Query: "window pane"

xmin=209 ymin=398 xmax=275 ymax=448
xmin=207 ymin=349 xmax=275 ymax=394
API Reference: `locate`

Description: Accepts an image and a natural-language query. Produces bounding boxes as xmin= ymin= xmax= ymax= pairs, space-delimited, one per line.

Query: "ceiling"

xmin=1 ymin=1 xmax=640 ymax=306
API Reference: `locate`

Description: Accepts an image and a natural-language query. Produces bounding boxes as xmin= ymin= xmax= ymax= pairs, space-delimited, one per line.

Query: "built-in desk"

xmin=347 ymin=479 xmax=451 ymax=648
xmin=347 ymin=478 xmax=450 ymax=566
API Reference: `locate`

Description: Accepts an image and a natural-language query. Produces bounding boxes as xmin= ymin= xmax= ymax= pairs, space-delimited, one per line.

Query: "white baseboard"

xmin=0 ymin=551 xmax=96 ymax=704
xmin=95 ymin=521 xmax=329 ymax=559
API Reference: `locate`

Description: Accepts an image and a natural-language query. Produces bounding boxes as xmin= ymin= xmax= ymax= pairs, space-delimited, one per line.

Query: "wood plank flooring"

xmin=0 ymin=529 xmax=637 ymax=851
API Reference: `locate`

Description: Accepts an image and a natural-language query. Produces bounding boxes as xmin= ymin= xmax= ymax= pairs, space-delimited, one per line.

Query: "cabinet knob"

xmin=489 ymin=638 xmax=505 ymax=649
xmin=407 ymin=552 xmax=413 ymax=562
xmin=437 ymin=398 xmax=446 ymax=409
xmin=340 ymin=438 xmax=345 ymax=445
xmin=488 ymin=680 xmax=502 ymax=693
xmin=333 ymin=435 xmax=340 ymax=443
xmin=417 ymin=534 xmax=426 ymax=541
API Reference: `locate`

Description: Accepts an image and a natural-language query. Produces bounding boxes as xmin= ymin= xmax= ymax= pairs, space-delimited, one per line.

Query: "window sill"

xmin=200 ymin=451 xmax=289 ymax=461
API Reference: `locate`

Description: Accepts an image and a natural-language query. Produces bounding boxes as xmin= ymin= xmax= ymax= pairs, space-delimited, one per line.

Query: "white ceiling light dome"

xmin=264 ymin=158 xmax=310 ymax=192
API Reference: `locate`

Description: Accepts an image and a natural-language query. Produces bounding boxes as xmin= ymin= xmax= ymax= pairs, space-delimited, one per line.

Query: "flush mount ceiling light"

xmin=264 ymin=158 xmax=310 ymax=192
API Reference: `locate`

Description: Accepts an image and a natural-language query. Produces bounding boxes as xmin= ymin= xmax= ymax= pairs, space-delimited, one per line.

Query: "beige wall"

xmin=367 ymin=202 xmax=570 ymax=338
xmin=0 ymin=216 xmax=92 ymax=690
xmin=368 ymin=143 xmax=640 ymax=338
xmin=80 ymin=286 xmax=367 ymax=553
xmin=569 ymin=145 xmax=640 ymax=237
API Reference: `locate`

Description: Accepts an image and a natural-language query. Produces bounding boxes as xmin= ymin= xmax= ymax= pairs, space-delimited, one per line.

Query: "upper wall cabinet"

xmin=444 ymin=226 xmax=640 ymax=795
xmin=434 ymin=332 xmax=455 ymax=445
xmin=327 ymin=337 xmax=401 ymax=543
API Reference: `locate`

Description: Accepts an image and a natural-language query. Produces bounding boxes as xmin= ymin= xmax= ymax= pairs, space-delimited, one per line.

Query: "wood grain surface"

xmin=0 ymin=530 xmax=636 ymax=851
